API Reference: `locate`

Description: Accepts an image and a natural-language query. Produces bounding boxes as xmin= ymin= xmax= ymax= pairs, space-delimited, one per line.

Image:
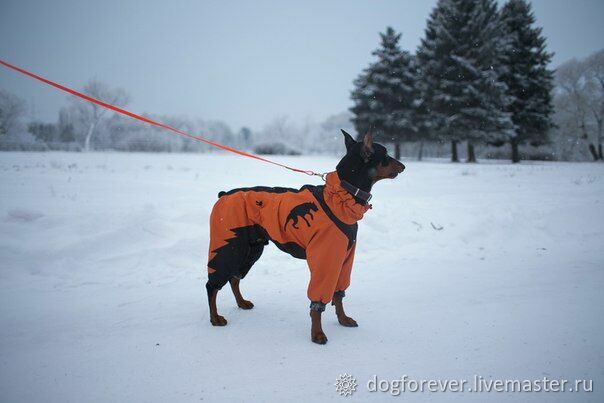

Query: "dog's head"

xmin=336 ymin=130 xmax=405 ymax=194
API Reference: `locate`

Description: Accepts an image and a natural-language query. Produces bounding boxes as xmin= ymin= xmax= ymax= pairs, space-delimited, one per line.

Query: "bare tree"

xmin=0 ymin=89 xmax=26 ymax=136
xmin=70 ymin=79 xmax=129 ymax=151
xmin=584 ymin=50 xmax=604 ymax=159
xmin=555 ymin=58 xmax=599 ymax=160
xmin=262 ymin=116 xmax=290 ymax=138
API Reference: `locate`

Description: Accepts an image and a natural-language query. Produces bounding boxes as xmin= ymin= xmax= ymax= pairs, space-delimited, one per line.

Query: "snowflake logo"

xmin=335 ymin=373 xmax=357 ymax=397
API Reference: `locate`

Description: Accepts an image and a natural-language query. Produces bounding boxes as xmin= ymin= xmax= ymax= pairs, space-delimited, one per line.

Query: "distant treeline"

xmin=0 ymin=80 xmax=355 ymax=156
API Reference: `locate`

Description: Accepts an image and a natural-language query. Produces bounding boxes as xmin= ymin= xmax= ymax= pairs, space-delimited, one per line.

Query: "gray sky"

xmin=1 ymin=0 xmax=603 ymax=132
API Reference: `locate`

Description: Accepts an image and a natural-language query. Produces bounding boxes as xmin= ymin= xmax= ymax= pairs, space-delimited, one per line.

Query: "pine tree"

xmin=350 ymin=27 xmax=420 ymax=159
xmin=500 ymin=0 xmax=554 ymax=163
xmin=350 ymin=71 xmax=374 ymax=138
xmin=417 ymin=0 xmax=514 ymax=162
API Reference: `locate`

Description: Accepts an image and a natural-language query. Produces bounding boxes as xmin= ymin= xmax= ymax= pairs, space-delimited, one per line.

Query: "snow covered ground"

xmin=0 ymin=151 xmax=603 ymax=403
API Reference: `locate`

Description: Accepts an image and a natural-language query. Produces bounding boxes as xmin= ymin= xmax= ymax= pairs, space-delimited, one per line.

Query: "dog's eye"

xmin=381 ymin=156 xmax=390 ymax=167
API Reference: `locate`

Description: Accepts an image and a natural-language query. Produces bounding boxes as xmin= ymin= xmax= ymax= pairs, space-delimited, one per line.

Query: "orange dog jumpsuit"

xmin=206 ymin=171 xmax=370 ymax=310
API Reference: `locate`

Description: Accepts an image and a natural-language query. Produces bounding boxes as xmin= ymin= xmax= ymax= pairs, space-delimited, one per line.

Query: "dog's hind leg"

xmin=229 ymin=278 xmax=254 ymax=309
xmin=229 ymin=240 xmax=265 ymax=309
xmin=206 ymin=278 xmax=228 ymax=326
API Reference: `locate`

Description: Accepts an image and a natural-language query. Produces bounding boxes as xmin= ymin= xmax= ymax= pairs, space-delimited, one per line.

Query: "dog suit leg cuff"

xmin=333 ymin=290 xmax=345 ymax=299
xmin=309 ymin=301 xmax=326 ymax=312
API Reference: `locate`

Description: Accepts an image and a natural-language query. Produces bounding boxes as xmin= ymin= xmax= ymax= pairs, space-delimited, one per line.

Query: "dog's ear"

xmin=361 ymin=132 xmax=374 ymax=162
xmin=341 ymin=129 xmax=356 ymax=152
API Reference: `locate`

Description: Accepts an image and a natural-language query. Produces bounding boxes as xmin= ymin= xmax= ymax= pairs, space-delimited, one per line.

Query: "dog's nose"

xmin=397 ymin=161 xmax=405 ymax=173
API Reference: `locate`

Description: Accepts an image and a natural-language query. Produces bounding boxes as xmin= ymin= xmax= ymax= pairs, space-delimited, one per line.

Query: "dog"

xmin=205 ymin=130 xmax=405 ymax=344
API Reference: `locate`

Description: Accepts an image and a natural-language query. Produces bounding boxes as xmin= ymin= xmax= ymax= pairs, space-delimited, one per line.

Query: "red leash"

xmin=0 ymin=59 xmax=324 ymax=178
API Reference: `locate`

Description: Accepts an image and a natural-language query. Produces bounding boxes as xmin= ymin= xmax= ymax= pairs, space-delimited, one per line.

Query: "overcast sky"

xmin=1 ymin=0 xmax=603 ymax=132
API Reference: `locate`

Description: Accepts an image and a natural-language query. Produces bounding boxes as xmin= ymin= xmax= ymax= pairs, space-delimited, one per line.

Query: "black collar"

xmin=340 ymin=180 xmax=372 ymax=203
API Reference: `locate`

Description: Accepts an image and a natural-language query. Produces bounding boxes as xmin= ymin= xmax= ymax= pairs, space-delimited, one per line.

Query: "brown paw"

xmin=210 ymin=315 xmax=228 ymax=326
xmin=312 ymin=331 xmax=328 ymax=345
xmin=338 ymin=316 xmax=358 ymax=327
xmin=237 ymin=300 xmax=254 ymax=310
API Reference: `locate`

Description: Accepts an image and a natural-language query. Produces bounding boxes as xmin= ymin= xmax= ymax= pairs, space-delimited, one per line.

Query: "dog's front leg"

xmin=310 ymin=302 xmax=328 ymax=344
xmin=332 ymin=291 xmax=358 ymax=327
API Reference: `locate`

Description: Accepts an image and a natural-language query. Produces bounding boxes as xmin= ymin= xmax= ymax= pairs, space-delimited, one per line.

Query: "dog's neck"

xmin=335 ymin=166 xmax=374 ymax=205
xmin=339 ymin=180 xmax=372 ymax=204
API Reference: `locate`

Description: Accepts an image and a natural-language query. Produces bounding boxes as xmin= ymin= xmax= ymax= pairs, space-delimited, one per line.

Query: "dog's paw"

xmin=338 ymin=316 xmax=358 ymax=327
xmin=311 ymin=331 xmax=328 ymax=345
xmin=237 ymin=300 xmax=254 ymax=310
xmin=210 ymin=315 xmax=228 ymax=326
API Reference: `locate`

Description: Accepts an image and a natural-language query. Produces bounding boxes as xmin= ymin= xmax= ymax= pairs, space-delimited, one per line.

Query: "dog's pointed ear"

xmin=363 ymin=132 xmax=374 ymax=152
xmin=341 ymin=129 xmax=356 ymax=151
xmin=361 ymin=132 xmax=374 ymax=161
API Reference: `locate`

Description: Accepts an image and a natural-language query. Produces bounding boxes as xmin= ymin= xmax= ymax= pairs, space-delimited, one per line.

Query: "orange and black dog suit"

xmin=206 ymin=171 xmax=371 ymax=311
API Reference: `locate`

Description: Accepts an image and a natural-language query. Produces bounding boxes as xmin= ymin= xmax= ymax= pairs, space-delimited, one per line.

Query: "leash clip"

xmin=314 ymin=172 xmax=327 ymax=182
xmin=304 ymin=170 xmax=327 ymax=182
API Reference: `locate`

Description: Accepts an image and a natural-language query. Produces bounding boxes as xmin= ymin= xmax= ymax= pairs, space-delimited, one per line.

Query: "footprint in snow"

xmin=5 ymin=209 xmax=44 ymax=223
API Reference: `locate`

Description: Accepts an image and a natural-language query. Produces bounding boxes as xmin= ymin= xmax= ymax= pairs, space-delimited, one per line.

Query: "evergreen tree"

xmin=350 ymin=27 xmax=420 ymax=159
xmin=350 ymin=71 xmax=374 ymax=139
xmin=500 ymin=0 xmax=554 ymax=163
xmin=417 ymin=0 xmax=514 ymax=162
xmin=413 ymin=56 xmax=435 ymax=161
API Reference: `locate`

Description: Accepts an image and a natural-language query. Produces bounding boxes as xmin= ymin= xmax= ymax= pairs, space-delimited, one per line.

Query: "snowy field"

xmin=0 ymin=151 xmax=603 ymax=403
